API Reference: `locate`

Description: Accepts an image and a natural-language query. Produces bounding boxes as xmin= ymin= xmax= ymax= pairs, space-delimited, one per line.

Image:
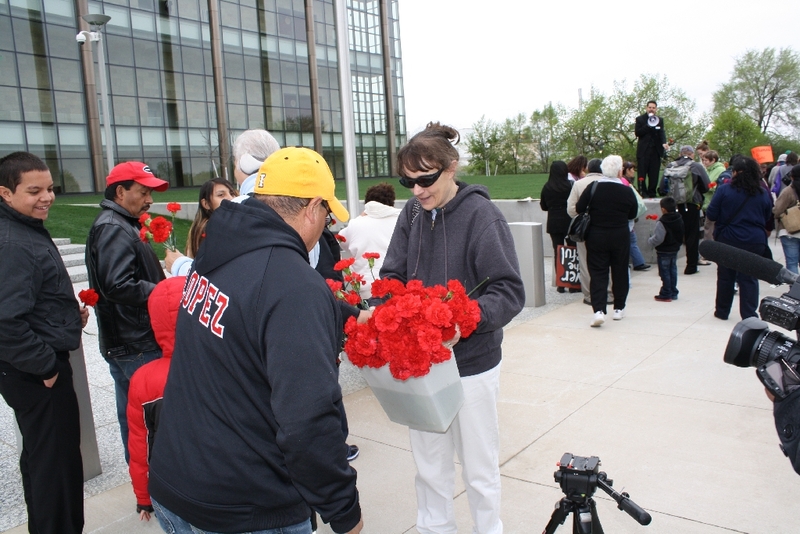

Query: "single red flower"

xmin=78 ymin=288 xmax=99 ymax=307
xmin=345 ymin=291 xmax=362 ymax=306
xmin=148 ymin=216 xmax=173 ymax=243
xmin=326 ymin=279 xmax=343 ymax=293
xmin=709 ymin=181 xmax=717 ymax=189
xmin=139 ymin=214 xmax=151 ymax=225
xmin=166 ymin=202 xmax=182 ymax=214
xmin=370 ymin=278 xmax=404 ymax=298
xmin=333 ymin=257 xmax=356 ymax=271
xmin=139 ymin=227 xmax=150 ymax=243
xmin=335 ymin=234 xmax=346 ymax=243
xmin=362 ymin=252 xmax=380 ymax=260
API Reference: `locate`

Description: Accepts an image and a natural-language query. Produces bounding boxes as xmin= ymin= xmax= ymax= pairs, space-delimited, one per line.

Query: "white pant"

xmin=410 ymin=364 xmax=503 ymax=534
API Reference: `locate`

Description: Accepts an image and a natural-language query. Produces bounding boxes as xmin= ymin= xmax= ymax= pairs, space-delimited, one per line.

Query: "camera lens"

xmin=724 ymin=317 xmax=800 ymax=368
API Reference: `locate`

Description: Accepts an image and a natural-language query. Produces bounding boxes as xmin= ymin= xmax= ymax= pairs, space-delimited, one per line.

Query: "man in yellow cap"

xmin=149 ymin=148 xmax=363 ymax=534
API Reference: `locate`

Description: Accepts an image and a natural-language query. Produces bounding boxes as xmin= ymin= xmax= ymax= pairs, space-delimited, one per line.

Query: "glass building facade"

xmin=0 ymin=0 xmax=405 ymax=192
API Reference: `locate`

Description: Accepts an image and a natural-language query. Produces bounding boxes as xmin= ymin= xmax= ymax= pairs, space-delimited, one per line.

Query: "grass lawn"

xmin=48 ymin=173 xmax=548 ymax=247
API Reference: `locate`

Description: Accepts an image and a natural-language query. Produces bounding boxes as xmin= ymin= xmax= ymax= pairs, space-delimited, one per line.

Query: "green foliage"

xmin=707 ymin=108 xmax=770 ymax=162
xmin=464 ymin=116 xmax=502 ymax=175
xmin=713 ymin=47 xmax=800 ymax=133
xmin=529 ymin=103 xmax=566 ymax=173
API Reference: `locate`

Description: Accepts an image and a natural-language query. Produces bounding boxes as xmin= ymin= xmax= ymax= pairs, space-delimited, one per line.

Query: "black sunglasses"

xmin=399 ymin=168 xmax=444 ymax=189
xmin=321 ymin=200 xmax=333 ymax=226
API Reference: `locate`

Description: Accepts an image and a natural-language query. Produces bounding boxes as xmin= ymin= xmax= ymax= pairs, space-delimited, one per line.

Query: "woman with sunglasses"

xmin=380 ymin=122 xmax=525 ymax=534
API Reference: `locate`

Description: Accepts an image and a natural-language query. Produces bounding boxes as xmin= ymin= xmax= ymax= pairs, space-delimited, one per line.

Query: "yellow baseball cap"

xmin=254 ymin=147 xmax=349 ymax=223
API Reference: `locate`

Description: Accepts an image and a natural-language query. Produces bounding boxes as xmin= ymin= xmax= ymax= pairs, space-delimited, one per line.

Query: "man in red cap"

xmin=84 ymin=161 xmax=169 ymax=462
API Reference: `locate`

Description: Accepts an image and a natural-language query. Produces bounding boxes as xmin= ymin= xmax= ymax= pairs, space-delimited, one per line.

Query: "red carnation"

xmin=335 ymin=234 xmax=346 ymax=243
xmin=148 ymin=216 xmax=173 ymax=243
xmin=139 ymin=227 xmax=150 ymax=243
xmin=139 ymin=214 xmax=151 ymax=225
xmin=345 ymin=291 xmax=362 ymax=306
xmin=326 ymin=279 xmax=343 ymax=292
xmin=166 ymin=202 xmax=181 ymax=214
xmin=333 ymin=257 xmax=356 ymax=271
xmin=78 ymin=288 xmax=99 ymax=307
xmin=362 ymin=252 xmax=380 ymax=260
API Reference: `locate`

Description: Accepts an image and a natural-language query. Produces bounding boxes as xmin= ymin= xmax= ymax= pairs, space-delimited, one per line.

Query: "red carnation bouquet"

xmin=139 ymin=213 xmax=176 ymax=251
xmin=343 ymin=278 xmax=481 ymax=380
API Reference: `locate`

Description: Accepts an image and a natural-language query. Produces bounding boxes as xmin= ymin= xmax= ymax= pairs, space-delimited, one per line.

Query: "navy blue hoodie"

xmin=149 ymin=198 xmax=360 ymax=533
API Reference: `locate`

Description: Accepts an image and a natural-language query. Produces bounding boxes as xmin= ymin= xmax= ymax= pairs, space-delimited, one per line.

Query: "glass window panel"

xmin=262 ymin=35 xmax=278 ymax=54
xmin=166 ymin=128 xmax=187 ymax=147
xmin=220 ymin=0 xmax=239 ymax=26
xmin=223 ymin=51 xmax=243 ymax=79
xmin=136 ymin=69 xmax=160 ymax=97
xmin=13 ymin=20 xmax=46 ymax=55
xmin=165 ymin=100 xmax=186 ymax=127
xmin=156 ymin=16 xmax=179 ymax=39
xmin=277 ymin=13 xmax=293 ymax=38
xmin=46 ymin=24 xmax=80 ymax=60
xmin=180 ymin=20 xmax=200 ymax=45
xmin=245 ymin=80 xmax=262 ymax=105
xmin=58 ymin=124 xmax=87 ymax=146
xmin=105 ymin=0 xmax=128 ymax=7
xmin=141 ymin=127 xmax=165 ymax=146
xmin=222 ymin=28 xmax=241 ymax=50
xmin=300 ymin=132 xmax=312 ymax=147
xmin=60 ymin=159 xmax=92 ymax=192
xmin=0 ymin=17 xmax=13 ymax=51
xmin=54 ymin=91 xmax=85 ymax=123
xmin=115 ymin=126 xmax=139 ymax=145
xmin=142 ymin=144 xmax=167 ymax=159
xmin=285 ymin=131 xmax=300 ymax=146
xmin=240 ymin=6 xmax=257 ymax=31
xmin=177 ymin=0 xmax=198 ymax=20
xmin=297 ymin=63 xmax=309 ymax=86
xmin=105 ymin=35 xmax=134 ymax=66
xmin=131 ymin=10 xmax=154 ymax=34
xmin=161 ymin=44 xmax=183 ymax=71
xmin=184 ymin=74 xmax=205 ymax=101
xmin=10 ymin=0 xmax=42 ymax=18
xmin=133 ymin=39 xmax=159 ymax=69
xmin=282 ymin=86 xmax=297 ymax=108
xmin=104 ymin=5 xmax=131 ymax=34
xmin=0 ymin=87 xmax=22 ymax=120
xmin=26 ymin=123 xmax=57 ymax=147
xmin=112 ymin=95 xmax=138 ymax=125
xmin=207 ymin=102 xmax=216 ymax=128
xmin=228 ymin=103 xmax=246 ymax=129
xmin=278 ymin=38 xmax=294 ymax=57
xmin=16 ymin=54 xmax=50 ymax=89
xmin=226 ymin=78 xmax=245 ymax=104
xmin=0 ymin=122 xmax=26 ymax=150
xmin=109 ymin=66 xmax=136 ymax=96
xmin=139 ymin=98 xmax=163 ymax=126
xmin=243 ymin=56 xmax=261 ymax=81
xmin=205 ymin=77 xmax=214 ymax=101
xmin=262 ymin=10 xmax=277 ymax=34
xmin=267 ymin=106 xmax=283 ymax=130
xmin=21 ymin=88 xmax=54 ymax=121
xmin=181 ymin=46 xmax=203 ymax=74
xmin=186 ymin=101 xmax=207 ymax=127
xmin=296 ymin=41 xmax=308 ymax=62
xmin=201 ymin=24 xmax=210 ymax=42
xmin=247 ymin=106 xmax=264 ymax=129
xmin=0 ymin=52 xmax=19 ymax=86
xmin=241 ymin=32 xmax=259 ymax=55
xmin=280 ymin=60 xmax=297 ymax=84
xmin=162 ymin=71 xmax=184 ymax=100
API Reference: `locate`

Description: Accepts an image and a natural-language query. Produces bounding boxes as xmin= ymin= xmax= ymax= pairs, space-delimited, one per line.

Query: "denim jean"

xmin=656 ymin=252 xmax=678 ymax=299
xmin=629 ymin=228 xmax=646 ymax=267
xmin=152 ymin=499 xmax=313 ymax=534
xmin=781 ymin=235 xmax=800 ymax=274
xmin=107 ymin=349 xmax=161 ymax=463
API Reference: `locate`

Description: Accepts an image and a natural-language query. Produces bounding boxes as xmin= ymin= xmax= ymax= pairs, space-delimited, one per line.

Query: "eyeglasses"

xmin=321 ymin=200 xmax=333 ymax=226
xmin=399 ymin=168 xmax=444 ymax=189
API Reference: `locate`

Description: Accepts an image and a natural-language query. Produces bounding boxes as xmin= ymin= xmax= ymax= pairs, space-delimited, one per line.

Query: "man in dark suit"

xmin=635 ymin=100 xmax=670 ymax=198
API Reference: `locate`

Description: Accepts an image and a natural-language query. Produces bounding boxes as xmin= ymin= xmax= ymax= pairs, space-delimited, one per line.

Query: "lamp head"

xmin=81 ymin=13 xmax=111 ymax=29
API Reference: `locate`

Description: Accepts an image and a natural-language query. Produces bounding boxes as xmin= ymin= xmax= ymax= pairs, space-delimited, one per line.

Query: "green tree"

xmin=713 ymin=47 xmax=800 ymax=133
xmin=465 ymin=116 xmax=501 ymax=175
xmin=529 ymin=103 xmax=566 ymax=173
xmin=706 ymin=107 xmax=769 ymax=161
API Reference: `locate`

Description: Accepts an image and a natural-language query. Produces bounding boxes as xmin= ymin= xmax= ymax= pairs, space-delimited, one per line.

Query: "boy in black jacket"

xmin=648 ymin=197 xmax=685 ymax=302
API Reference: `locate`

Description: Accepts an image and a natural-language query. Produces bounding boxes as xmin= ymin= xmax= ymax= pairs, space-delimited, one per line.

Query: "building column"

xmin=304 ymin=0 xmax=323 ymax=153
xmin=379 ymin=0 xmax=396 ymax=176
xmin=207 ymin=0 xmax=231 ymax=180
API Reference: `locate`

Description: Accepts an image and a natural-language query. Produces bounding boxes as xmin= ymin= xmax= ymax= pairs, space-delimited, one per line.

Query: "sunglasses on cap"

xmin=399 ymin=168 xmax=444 ymax=189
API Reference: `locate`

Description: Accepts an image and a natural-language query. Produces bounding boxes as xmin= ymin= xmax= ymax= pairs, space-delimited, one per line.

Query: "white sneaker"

xmin=591 ymin=311 xmax=605 ymax=327
xmin=612 ymin=309 xmax=625 ymax=320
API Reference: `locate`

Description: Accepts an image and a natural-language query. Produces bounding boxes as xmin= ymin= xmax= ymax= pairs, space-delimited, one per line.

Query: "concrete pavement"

xmin=3 ymin=244 xmax=800 ymax=533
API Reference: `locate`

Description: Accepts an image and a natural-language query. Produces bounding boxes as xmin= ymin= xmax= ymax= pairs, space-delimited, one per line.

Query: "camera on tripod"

xmin=723 ymin=291 xmax=800 ymax=401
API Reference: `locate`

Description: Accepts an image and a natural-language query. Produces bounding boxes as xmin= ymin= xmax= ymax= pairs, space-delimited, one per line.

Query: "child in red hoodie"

xmin=126 ymin=276 xmax=185 ymax=521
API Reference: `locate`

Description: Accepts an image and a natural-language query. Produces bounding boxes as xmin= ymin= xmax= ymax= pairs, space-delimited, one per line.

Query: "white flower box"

xmin=359 ymin=355 xmax=464 ymax=433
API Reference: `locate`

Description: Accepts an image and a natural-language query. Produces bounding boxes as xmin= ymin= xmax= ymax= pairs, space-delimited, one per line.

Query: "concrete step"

xmin=52 ymin=237 xmax=71 ymax=246
xmin=61 ymin=253 xmax=85 ymax=268
xmin=67 ymin=264 xmax=87 ymax=284
xmin=58 ymin=243 xmax=85 ymax=256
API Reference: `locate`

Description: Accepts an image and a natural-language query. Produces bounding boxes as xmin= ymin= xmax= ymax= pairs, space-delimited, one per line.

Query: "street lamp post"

xmin=77 ymin=14 xmax=113 ymax=174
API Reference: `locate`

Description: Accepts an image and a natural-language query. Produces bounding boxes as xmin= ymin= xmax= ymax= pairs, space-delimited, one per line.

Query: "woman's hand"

xmin=164 ymin=248 xmax=184 ymax=273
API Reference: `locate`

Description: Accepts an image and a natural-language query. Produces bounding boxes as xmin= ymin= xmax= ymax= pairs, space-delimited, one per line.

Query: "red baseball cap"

xmin=106 ymin=162 xmax=169 ymax=192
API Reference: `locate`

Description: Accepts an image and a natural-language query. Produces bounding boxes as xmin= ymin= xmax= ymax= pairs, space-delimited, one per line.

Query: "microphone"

xmin=699 ymin=241 xmax=798 ymax=286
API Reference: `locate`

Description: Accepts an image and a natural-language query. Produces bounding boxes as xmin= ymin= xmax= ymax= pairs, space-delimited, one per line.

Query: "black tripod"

xmin=543 ymin=453 xmax=651 ymax=534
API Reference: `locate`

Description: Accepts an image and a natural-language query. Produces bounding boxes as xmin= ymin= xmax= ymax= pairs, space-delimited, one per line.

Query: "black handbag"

xmin=567 ymin=181 xmax=598 ymax=242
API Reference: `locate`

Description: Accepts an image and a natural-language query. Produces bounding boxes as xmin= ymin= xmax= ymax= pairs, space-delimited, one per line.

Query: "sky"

xmin=396 ymin=0 xmax=799 ymax=136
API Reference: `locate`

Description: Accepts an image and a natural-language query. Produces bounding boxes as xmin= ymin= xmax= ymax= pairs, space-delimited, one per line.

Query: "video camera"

xmin=699 ymin=240 xmax=800 ymax=400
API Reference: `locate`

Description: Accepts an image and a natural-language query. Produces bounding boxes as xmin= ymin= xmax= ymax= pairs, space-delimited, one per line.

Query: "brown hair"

xmin=186 ymin=178 xmax=237 ymax=258
xmin=696 ymin=140 xmax=710 ymax=152
xmin=702 ymin=150 xmax=719 ymax=163
xmin=396 ymin=122 xmax=459 ymax=175
xmin=566 ymin=155 xmax=588 ymax=177
xmin=365 ymin=182 xmax=396 ymax=206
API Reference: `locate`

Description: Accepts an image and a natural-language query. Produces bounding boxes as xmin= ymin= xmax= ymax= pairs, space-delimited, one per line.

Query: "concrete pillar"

xmin=508 ymin=222 xmax=547 ymax=307
xmin=14 ymin=343 xmax=102 ymax=482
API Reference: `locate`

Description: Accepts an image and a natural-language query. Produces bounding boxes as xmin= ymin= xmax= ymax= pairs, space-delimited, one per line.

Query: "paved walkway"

xmin=3 ymin=244 xmax=800 ymax=533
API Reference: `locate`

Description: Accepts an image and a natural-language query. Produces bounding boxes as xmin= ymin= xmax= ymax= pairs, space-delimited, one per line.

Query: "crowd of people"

xmin=1 ymin=105 xmax=798 ymax=533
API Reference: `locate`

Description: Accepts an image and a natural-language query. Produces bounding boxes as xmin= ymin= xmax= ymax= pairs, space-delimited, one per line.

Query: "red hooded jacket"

xmin=126 ymin=276 xmax=185 ymax=508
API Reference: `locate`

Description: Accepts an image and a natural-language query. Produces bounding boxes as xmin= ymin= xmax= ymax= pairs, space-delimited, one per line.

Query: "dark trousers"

xmin=637 ymin=154 xmax=661 ymax=197
xmin=0 ymin=358 xmax=84 ymax=534
xmin=656 ymin=252 xmax=679 ymax=299
xmin=715 ymin=240 xmax=766 ymax=320
xmin=679 ymin=203 xmax=700 ymax=273
xmin=587 ymin=226 xmax=631 ymax=313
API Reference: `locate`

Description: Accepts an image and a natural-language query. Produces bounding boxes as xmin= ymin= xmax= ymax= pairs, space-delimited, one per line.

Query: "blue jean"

xmin=152 ymin=499 xmax=312 ymax=534
xmin=656 ymin=252 xmax=678 ymax=299
xmin=107 ymin=349 xmax=161 ymax=463
xmin=630 ymin=228 xmax=646 ymax=267
xmin=781 ymin=235 xmax=800 ymax=274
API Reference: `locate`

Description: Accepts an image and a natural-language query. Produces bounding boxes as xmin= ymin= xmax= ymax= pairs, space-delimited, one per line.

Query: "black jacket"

xmin=540 ymin=182 xmax=572 ymax=235
xmin=635 ymin=113 xmax=667 ymax=159
xmin=149 ymin=198 xmax=360 ymax=533
xmin=0 ymin=202 xmax=82 ymax=378
xmin=85 ymin=200 xmax=165 ymax=358
xmin=655 ymin=212 xmax=684 ymax=253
